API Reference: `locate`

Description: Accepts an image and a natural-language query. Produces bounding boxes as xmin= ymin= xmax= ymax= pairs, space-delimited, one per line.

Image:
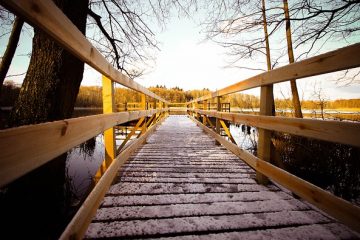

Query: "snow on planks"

xmin=85 ymin=115 xmax=358 ymax=239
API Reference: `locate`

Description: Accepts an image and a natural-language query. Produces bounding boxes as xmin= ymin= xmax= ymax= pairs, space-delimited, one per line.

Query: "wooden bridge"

xmin=1 ymin=1 xmax=360 ymax=239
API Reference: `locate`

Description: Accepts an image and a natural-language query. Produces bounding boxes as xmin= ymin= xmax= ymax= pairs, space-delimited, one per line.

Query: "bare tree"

xmin=0 ymin=16 xmax=23 ymax=94
xmin=283 ymin=0 xmax=303 ymax=118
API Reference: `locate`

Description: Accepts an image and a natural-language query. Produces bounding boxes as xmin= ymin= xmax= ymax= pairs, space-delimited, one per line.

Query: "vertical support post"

xmin=202 ymin=100 xmax=208 ymax=125
xmin=256 ymin=86 xmax=273 ymax=185
xmin=153 ymin=99 xmax=157 ymax=121
xmin=141 ymin=93 xmax=147 ymax=134
xmin=215 ymin=96 xmax=221 ymax=145
xmin=102 ymin=75 xmax=116 ymax=167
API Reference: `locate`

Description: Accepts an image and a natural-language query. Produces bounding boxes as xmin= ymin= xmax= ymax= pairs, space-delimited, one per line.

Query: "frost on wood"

xmin=85 ymin=116 xmax=359 ymax=239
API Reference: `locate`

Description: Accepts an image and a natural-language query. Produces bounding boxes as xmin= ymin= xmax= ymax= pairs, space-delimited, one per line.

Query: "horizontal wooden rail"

xmin=189 ymin=109 xmax=360 ymax=148
xmin=0 ymin=0 xmax=168 ymax=103
xmin=189 ymin=115 xmax=360 ymax=233
xmin=59 ymin=115 xmax=166 ymax=240
xmin=187 ymin=43 xmax=360 ymax=103
xmin=0 ymin=109 xmax=168 ymax=187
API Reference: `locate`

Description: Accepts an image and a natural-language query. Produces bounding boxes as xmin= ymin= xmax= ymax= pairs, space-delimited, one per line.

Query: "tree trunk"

xmin=261 ymin=0 xmax=275 ymax=116
xmin=9 ymin=0 xmax=89 ymax=126
xmin=0 ymin=17 xmax=23 ymax=129
xmin=283 ymin=0 xmax=303 ymax=118
xmin=3 ymin=0 xmax=89 ymax=238
xmin=261 ymin=0 xmax=286 ymax=167
xmin=0 ymin=17 xmax=24 ymax=94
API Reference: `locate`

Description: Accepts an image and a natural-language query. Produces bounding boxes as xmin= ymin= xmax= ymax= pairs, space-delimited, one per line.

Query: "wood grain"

xmin=0 ymin=109 xmax=168 ymax=187
xmin=189 ymin=109 xmax=360 ymax=147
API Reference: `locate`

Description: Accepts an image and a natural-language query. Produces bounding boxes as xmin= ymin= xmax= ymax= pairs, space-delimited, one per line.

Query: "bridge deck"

xmin=85 ymin=115 xmax=358 ymax=239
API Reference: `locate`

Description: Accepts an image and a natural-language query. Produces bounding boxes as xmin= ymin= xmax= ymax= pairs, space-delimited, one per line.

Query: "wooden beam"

xmin=102 ymin=75 xmax=116 ymax=167
xmin=59 ymin=116 xmax=166 ymax=240
xmin=187 ymin=43 xmax=360 ymax=103
xmin=219 ymin=120 xmax=237 ymax=144
xmin=190 ymin=109 xmax=360 ymax=148
xmin=257 ymin=85 xmax=274 ymax=184
xmin=140 ymin=94 xmax=147 ymax=135
xmin=215 ymin=97 xmax=221 ymax=145
xmin=145 ymin=113 xmax=157 ymax=128
xmin=0 ymin=109 xmax=168 ymax=187
xmin=202 ymin=100 xmax=208 ymax=125
xmin=205 ymin=116 xmax=215 ymax=128
xmin=0 ymin=0 xmax=168 ymax=103
xmin=116 ymin=117 xmax=145 ymax=154
xmin=189 ymin=116 xmax=360 ymax=233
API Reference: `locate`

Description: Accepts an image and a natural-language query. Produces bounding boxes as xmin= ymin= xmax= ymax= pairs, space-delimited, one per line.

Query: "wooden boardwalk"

xmin=85 ymin=116 xmax=358 ymax=239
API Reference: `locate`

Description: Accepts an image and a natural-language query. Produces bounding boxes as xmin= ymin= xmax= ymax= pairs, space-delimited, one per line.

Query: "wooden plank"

xmin=93 ymin=199 xmax=309 ymax=221
xmin=190 ymin=109 xmax=360 ymax=148
xmin=59 ymin=115 xmax=166 ymax=240
xmin=188 ymin=43 xmax=360 ymax=103
xmin=0 ymin=109 xmax=167 ymax=187
xmin=101 ymin=191 xmax=291 ymax=207
xmin=86 ymin=210 xmax=330 ymax=238
xmin=1 ymin=0 xmax=168 ymax=103
xmin=189 ymin=116 xmax=360 ymax=233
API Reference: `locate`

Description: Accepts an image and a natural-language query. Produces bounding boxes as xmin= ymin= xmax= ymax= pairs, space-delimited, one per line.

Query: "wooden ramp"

xmin=85 ymin=116 xmax=358 ymax=239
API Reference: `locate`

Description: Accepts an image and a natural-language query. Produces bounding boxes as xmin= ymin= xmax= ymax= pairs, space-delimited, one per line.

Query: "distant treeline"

xmin=1 ymin=81 xmax=359 ymax=109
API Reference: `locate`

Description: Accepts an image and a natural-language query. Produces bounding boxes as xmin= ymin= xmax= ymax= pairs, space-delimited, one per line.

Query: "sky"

xmin=1 ymin=9 xmax=360 ymax=101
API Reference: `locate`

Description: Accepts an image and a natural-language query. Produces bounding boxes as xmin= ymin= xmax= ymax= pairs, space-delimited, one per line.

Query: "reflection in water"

xmin=230 ymin=124 xmax=258 ymax=154
xmin=66 ymin=135 xmax=104 ymax=204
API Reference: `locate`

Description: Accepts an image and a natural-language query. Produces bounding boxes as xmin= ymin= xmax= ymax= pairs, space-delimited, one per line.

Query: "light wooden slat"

xmin=116 ymin=117 xmax=145 ymax=154
xmin=1 ymin=0 xmax=168 ymax=103
xmin=189 ymin=116 xmax=360 ymax=233
xmin=188 ymin=43 xmax=360 ymax=103
xmin=102 ymin=75 xmax=116 ymax=167
xmin=190 ymin=109 xmax=360 ymax=147
xmin=219 ymin=120 xmax=236 ymax=144
xmin=59 ymin=116 xmax=166 ymax=240
xmin=0 ymin=109 xmax=168 ymax=187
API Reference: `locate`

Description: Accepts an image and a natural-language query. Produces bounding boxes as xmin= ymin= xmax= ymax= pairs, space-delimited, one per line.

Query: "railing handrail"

xmin=189 ymin=109 xmax=360 ymax=148
xmin=187 ymin=43 xmax=360 ymax=104
xmin=0 ymin=108 xmax=168 ymax=188
xmin=1 ymin=0 xmax=168 ymax=104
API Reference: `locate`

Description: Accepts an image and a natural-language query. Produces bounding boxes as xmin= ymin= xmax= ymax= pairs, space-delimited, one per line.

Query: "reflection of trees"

xmin=79 ymin=137 xmax=96 ymax=157
xmin=273 ymin=133 xmax=360 ymax=202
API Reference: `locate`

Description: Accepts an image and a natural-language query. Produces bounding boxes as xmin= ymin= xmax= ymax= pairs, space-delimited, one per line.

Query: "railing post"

xmin=141 ymin=93 xmax=147 ymax=134
xmin=216 ymin=96 xmax=221 ymax=145
xmin=203 ymin=100 xmax=208 ymax=125
xmin=256 ymin=85 xmax=273 ymax=184
xmin=102 ymin=75 xmax=116 ymax=167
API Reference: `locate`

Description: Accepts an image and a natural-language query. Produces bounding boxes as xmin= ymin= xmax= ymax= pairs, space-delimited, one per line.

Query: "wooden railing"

xmin=186 ymin=43 xmax=360 ymax=232
xmin=0 ymin=1 xmax=169 ymax=239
